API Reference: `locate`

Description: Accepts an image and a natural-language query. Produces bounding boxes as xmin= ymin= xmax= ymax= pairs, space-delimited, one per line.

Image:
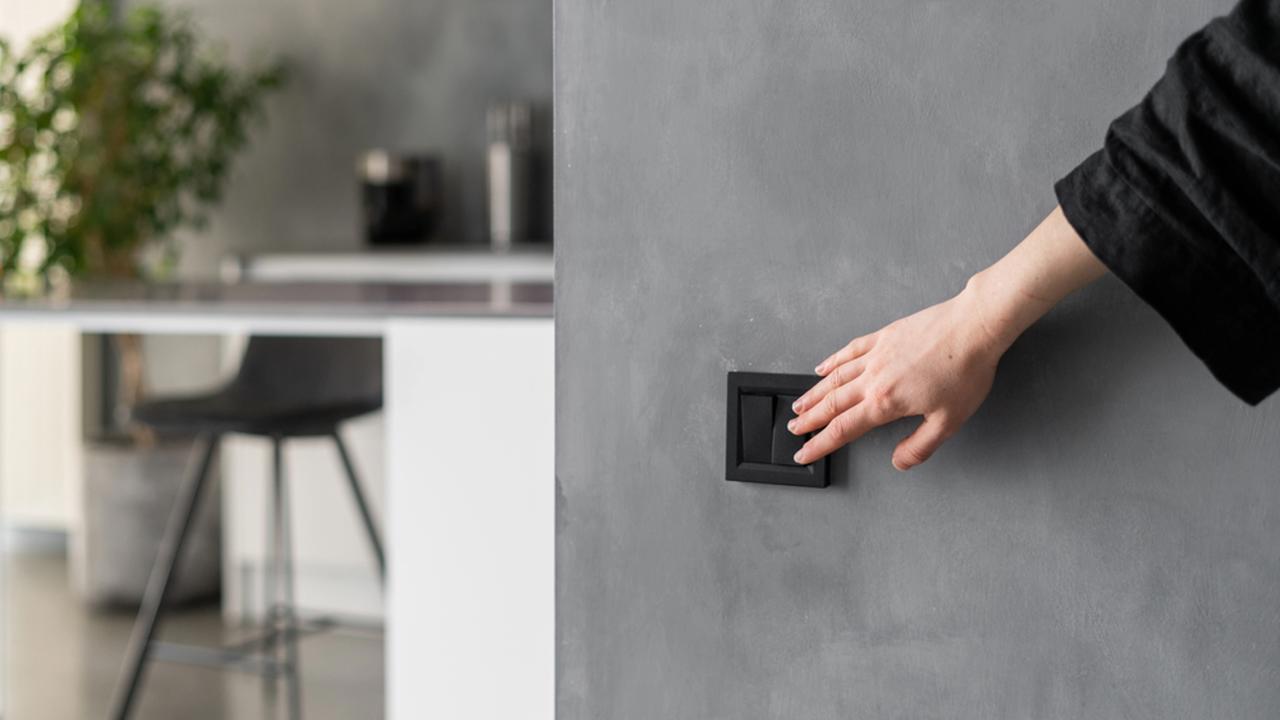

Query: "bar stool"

xmin=107 ymin=336 xmax=386 ymax=720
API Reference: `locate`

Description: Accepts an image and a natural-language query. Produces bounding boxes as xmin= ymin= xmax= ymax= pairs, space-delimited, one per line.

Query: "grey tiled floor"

xmin=5 ymin=550 xmax=383 ymax=720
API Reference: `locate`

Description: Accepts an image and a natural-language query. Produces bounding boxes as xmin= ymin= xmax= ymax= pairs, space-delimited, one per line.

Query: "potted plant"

xmin=0 ymin=1 xmax=284 ymax=281
xmin=0 ymin=2 xmax=285 ymax=604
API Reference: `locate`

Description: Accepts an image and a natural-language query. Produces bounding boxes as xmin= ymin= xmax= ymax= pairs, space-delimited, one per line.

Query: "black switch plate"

xmin=771 ymin=395 xmax=805 ymax=466
xmin=726 ymin=372 xmax=829 ymax=488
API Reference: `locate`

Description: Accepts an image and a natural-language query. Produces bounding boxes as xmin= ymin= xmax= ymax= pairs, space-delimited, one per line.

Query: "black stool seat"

xmin=131 ymin=335 xmax=383 ymax=436
xmin=134 ymin=394 xmax=382 ymax=437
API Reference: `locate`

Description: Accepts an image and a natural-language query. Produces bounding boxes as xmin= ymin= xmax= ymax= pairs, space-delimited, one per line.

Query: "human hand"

xmin=788 ymin=285 xmax=1003 ymax=470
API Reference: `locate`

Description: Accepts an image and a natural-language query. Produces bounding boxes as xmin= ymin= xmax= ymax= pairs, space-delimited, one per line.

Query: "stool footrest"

xmin=151 ymin=641 xmax=291 ymax=676
xmin=149 ymin=615 xmax=381 ymax=676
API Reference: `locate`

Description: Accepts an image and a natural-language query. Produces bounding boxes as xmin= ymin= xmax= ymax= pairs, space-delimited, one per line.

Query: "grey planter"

xmin=72 ymin=440 xmax=221 ymax=608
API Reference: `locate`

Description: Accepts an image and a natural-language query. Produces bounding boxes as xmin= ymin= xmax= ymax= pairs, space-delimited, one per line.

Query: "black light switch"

xmin=725 ymin=372 xmax=829 ymax=488
xmin=771 ymin=395 xmax=804 ymax=466
xmin=740 ymin=393 xmax=774 ymax=463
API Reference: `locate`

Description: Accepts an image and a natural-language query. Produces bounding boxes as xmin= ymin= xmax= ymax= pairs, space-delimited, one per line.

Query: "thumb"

xmin=892 ymin=415 xmax=952 ymax=471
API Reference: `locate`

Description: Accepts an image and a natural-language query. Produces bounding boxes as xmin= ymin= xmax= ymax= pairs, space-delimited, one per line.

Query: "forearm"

xmin=964 ymin=205 xmax=1106 ymax=353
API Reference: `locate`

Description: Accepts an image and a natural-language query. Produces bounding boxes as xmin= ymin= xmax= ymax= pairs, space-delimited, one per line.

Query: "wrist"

xmin=960 ymin=267 xmax=1047 ymax=355
xmin=958 ymin=206 xmax=1105 ymax=355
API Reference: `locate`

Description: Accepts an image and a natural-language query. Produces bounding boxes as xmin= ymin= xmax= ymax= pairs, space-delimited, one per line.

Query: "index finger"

xmin=815 ymin=334 xmax=875 ymax=376
xmin=793 ymin=358 xmax=865 ymax=415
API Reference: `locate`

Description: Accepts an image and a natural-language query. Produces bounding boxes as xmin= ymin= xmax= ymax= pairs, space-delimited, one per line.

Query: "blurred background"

xmin=0 ymin=0 xmax=551 ymax=717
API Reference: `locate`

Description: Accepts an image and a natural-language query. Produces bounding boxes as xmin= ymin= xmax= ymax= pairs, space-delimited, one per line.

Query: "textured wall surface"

xmin=556 ymin=1 xmax=1280 ymax=718
xmin=138 ymin=0 xmax=552 ymax=273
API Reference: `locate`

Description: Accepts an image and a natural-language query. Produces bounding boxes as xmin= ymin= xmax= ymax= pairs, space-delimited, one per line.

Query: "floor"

xmin=3 ymin=549 xmax=383 ymax=720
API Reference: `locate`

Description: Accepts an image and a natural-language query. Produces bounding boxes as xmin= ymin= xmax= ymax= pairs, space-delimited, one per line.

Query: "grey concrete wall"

xmin=138 ymin=0 xmax=552 ymax=273
xmin=556 ymin=1 xmax=1280 ymax=718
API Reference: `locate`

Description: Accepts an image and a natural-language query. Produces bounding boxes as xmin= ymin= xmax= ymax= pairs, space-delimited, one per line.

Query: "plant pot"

xmin=71 ymin=439 xmax=221 ymax=608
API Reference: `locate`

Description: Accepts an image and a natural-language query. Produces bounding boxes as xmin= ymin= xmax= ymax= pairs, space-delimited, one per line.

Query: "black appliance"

xmin=358 ymin=150 xmax=442 ymax=246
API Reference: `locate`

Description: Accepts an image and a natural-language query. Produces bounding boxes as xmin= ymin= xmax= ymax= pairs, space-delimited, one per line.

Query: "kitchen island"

xmin=0 ymin=279 xmax=554 ymax=720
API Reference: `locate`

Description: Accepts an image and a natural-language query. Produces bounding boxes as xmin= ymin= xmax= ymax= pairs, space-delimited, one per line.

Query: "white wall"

xmin=0 ymin=327 xmax=82 ymax=530
xmin=0 ymin=0 xmax=74 ymax=48
xmin=0 ymin=0 xmax=80 ymax=531
xmin=0 ymin=3 xmax=80 ymax=714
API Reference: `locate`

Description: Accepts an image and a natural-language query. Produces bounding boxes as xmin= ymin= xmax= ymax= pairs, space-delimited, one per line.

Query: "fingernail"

xmin=791 ymin=399 xmax=802 ymax=413
xmin=793 ymin=450 xmax=807 ymax=464
xmin=814 ymin=363 xmax=825 ymax=374
xmin=787 ymin=419 xmax=798 ymax=433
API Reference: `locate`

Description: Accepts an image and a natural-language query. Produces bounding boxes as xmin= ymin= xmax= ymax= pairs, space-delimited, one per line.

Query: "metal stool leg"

xmin=108 ymin=434 xmax=221 ymax=720
xmin=272 ymin=435 xmax=304 ymax=720
xmin=262 ymin=437 xmax=280 ymax=695
xmin=331 ymin=430 xmax=386 ymax=582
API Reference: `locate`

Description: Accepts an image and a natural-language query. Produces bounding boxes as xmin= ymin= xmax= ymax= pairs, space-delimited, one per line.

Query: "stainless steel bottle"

xmin=486 ymin=102 xmax=533 ymax=251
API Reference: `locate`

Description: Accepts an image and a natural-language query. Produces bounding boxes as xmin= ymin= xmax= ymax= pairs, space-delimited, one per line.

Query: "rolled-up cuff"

xmin=1055 ymin=149 xmax=1280 ymax=405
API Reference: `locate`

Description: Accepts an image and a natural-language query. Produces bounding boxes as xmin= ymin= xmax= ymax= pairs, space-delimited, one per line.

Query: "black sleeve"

xmin=1054 ymin=0 xmax=1280 ymax=405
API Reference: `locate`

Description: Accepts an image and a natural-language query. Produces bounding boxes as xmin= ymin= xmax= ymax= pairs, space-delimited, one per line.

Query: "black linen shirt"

xmin=1055 ymin=0 xmax=1280 ymax=404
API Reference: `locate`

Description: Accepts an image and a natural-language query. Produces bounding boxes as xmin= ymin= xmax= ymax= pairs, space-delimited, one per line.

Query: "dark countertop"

xmin=0 ymin=279 xmax=554 ymax=319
